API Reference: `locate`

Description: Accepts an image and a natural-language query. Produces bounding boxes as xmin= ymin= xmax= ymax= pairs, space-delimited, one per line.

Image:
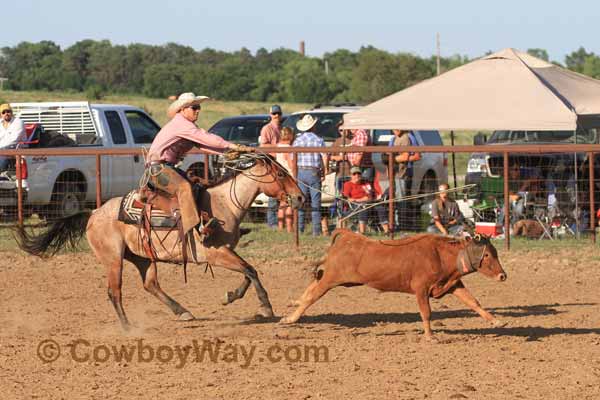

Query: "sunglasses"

xmin=188 ymin=104 xmax=201 ymax=111
xmin=2 ymin=110 xmax=12 ymax=114
xmin=271 ymin=112 xmax=281 ymax=116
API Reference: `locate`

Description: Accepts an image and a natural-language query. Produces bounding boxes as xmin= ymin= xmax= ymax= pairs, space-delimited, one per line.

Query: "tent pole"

xmin=451 ymin=131 xmax=457 ymax=189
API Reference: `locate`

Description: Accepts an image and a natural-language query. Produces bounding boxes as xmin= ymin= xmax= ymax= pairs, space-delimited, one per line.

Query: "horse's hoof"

xmin=222 ymin=291 xmax=234 ymax=305
xmin=491 ymin=319 xmax=507 ymax=328
xmin=257 ymin=306 xmax=274 ymax=318
xmin=178 ymin=312 xmax=195 ymax=321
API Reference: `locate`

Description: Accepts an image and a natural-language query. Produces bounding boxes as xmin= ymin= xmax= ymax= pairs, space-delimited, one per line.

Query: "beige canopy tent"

xmin=343 ymin=48 xmax=600 ymax=131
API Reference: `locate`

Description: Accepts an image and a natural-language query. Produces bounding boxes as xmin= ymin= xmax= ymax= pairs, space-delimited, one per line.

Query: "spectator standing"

xmin=427 ymin=183 xmax=465 ymax=236
xmin=390 ymin=129 xmax=421 ymax=227
xmin=275 ymin=127 xmax=296 ymax=232
xmin=260 ymin=104 xmax=283 ymax=229
xmin=331 ymin=124 xmax=352 ymax=194
xmin=293 ymin=114 xmax=328 ymax=236
xmin=0 ymin=104 xmax=25 ymax=169
xmin=348 ymin=129 xmax=374 ymax=182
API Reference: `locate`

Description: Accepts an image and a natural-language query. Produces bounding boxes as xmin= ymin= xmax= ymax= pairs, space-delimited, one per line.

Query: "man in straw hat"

xmin=146 ymin=92 xmax=252 ymax=235
xmin=293 ymin=114 xmax=328 ymax=236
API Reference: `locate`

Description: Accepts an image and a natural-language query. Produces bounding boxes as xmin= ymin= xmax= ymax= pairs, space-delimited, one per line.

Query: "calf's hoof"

xmin=178 ymin=311 xmax=195 ymax=321
xmin=222 ymin=291 xmax=235 ymax=305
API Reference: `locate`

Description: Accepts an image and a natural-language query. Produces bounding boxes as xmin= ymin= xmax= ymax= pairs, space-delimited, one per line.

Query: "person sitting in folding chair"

xmin=427 ymin=183 xmax=466 ymax=236
xmin=342 ymin=166 xmax=389 ymax=234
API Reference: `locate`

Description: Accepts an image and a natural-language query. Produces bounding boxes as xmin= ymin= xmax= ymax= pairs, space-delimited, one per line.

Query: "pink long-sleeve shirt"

xmin=147 ymin=113 xmax=230 ymax=164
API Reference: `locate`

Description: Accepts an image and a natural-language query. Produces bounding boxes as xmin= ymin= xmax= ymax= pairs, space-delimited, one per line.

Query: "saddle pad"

xmin=118 ymin=190 xmax=178 ymax=228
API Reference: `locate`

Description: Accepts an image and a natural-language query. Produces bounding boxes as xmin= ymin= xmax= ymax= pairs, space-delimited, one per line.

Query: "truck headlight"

xmin=467 ymin=157 xmax=487 ymax=173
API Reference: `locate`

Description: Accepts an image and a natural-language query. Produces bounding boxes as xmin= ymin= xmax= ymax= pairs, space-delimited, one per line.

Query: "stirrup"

xmin=199 ymin=217 xmax=219 ymax=237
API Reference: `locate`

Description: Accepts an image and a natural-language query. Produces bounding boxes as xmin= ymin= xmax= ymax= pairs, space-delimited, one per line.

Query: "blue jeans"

xmin=427 ymin=224 xmax=464 ymax=236
xmin=394 ymin=177 xmax=409 ymax=227
xmin=346 ymin=203 xmax=389 ymax=225
xmin=266 ymin=197 xmax=278 ymax=228
xmin=298 ymin=168 xmax=322 ymax=235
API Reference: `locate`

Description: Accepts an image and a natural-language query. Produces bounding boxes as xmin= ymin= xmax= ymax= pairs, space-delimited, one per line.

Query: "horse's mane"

xmin=204 ymin=153 xmax=282 ymax=189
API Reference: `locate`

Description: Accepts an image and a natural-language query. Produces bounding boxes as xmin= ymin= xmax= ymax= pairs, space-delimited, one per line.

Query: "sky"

xmin=5 ymin=0 xmax=600 ymax=63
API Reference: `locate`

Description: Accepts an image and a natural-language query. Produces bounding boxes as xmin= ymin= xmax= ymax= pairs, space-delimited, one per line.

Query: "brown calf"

xmin=281 ymin=229 xmax=507 ymax=339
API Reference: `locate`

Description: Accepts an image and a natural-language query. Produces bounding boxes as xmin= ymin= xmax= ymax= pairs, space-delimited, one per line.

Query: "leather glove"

xmin=224 ymin=150 xmax=241 ymax=161
xmin=230 ymin=143 xmax=254 ymax=153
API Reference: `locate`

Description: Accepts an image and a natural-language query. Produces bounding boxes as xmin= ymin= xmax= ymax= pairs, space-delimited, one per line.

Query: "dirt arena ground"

xmin=2 ymin=233 xmax=600 ymax=400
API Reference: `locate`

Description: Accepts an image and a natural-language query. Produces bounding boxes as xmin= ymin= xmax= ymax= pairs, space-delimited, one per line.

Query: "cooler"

xmin=475 ymin=222 xmax=502 ymax=237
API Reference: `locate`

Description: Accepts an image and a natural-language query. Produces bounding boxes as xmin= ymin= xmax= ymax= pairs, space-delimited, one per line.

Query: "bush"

xmin=85 ymin=85 xmax=104 ymax=100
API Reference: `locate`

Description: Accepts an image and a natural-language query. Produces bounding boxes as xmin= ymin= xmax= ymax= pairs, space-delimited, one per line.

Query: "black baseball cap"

xmin=269 ymin=105 xmax=282 ymax=114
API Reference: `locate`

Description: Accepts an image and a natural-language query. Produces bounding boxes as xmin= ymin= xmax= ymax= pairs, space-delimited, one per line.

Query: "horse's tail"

xmin=14 ymin=210 xmax=92 ymax=258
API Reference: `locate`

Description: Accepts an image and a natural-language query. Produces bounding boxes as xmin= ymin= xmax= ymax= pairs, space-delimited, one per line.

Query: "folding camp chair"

xmin=471 ymin=176 xmax=503 ymax=222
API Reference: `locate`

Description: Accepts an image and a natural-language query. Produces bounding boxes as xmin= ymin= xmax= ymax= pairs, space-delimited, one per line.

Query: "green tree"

xmin=565 ymin=47 xmax=593 ymax=73
xmin=281 ymin=58 xmax=332 ymax=103
xmin=527 ymin=48 xmax=549 ymax=61
xmin=350 ymin=47 xmax=432 ymax=103
xmin=143 ymin=64 xmax=186 ymax=98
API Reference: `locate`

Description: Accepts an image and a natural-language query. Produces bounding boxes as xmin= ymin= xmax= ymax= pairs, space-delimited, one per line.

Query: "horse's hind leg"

xmin=124 ymin=250 xmax=194 ymax=321
xmin=208 ymin=248 xmax=274 ymax=318
xmin=106 ymin=258 xmax=130 ymax=330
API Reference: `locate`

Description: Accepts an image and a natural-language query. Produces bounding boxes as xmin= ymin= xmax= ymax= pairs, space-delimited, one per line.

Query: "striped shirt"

xmin=348 ymin=129 xmax=373 ymax=167
xmin=293 ymin=131 xmax=325 ymax=168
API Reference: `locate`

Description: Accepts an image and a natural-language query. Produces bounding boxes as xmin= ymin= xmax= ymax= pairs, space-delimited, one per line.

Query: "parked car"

xmin=209 ymin=114 xmax=287 ymax=147
xmin=0 ymin=102 xmax=210 ymax=220
xmin=465 ymin=128 xmax=599 ymax=186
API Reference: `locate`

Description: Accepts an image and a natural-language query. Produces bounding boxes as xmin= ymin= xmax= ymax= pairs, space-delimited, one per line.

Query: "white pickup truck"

xmin=0 ymin=102 xmax=210 ymax=220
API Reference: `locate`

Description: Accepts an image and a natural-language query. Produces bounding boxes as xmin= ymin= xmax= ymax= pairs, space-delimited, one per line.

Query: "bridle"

xmin=222 ymin=154 xmax=294 ymax=210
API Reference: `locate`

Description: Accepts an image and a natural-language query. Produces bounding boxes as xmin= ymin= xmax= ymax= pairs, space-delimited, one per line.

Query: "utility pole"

xmin=299 ymin=41 xmax=305 ymax=56
xmin=436 ymin=33 xmax=441 ymax=75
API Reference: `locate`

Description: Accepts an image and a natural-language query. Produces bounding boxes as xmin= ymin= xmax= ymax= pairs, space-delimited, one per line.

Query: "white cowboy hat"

xmin=296 ymin=114 xmax=318 ymax=132
xmin=167 ymin=92 xmax=211 ymax=118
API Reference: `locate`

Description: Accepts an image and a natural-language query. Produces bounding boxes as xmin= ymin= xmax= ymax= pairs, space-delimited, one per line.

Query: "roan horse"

xmin=281 ymin=230 xmax=507 ymax=340
xmin=16 ymin=154 xmax=304 ymax=330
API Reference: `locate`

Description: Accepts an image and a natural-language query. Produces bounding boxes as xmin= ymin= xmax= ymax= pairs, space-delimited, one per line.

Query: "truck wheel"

xmin=418 ymin=172 xmax=438 ymax=204
xmin=51 ymin=182 xmax=84 ymax=219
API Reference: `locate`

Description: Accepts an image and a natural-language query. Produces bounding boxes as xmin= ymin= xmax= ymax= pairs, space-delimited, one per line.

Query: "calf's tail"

xmin=14 ymin=211 xmax=92 ymax=258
